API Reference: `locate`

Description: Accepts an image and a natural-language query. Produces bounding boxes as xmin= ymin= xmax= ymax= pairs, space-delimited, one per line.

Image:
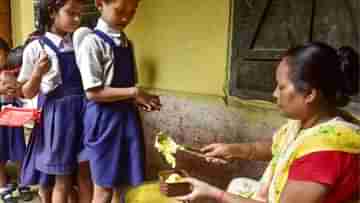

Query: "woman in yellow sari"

xmin=175 ymin=42 xmax=360 ymax=203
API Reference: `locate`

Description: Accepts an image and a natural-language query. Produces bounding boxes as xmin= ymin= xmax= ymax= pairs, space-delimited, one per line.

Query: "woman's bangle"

xmin=215 ymin=190 xmax=225 ymax=202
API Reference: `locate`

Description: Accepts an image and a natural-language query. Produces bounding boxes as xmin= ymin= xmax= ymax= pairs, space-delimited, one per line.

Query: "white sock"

xmin=0 ymin=187 xmax=8 ymax=193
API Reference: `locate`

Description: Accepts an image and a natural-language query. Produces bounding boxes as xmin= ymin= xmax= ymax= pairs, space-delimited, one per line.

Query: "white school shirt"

xmin=75 ymin=18 xmax=137 ymax=91
xmin=18 ymin=32 xmax=73 ymax=94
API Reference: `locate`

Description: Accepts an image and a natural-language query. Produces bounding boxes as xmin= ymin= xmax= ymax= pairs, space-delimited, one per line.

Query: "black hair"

xmin=97 ymin=0 xmax=141 ymax=5
xmin=38 ymin=0 xmax=66 ymax=33
xmin=283 ymin=42 xmax=359 ymax=107
xmin=38 ymin=0 xmax=84 ymax=33
xmin=7 ymin=47 xmax=23 ymax=69
xmin=24 ymin=30 xmax=43 ymax=47
xmin=101 ymin=0 xmax=135 ymax=3
xmin=0 ymin=37 xmax=10 ymax=53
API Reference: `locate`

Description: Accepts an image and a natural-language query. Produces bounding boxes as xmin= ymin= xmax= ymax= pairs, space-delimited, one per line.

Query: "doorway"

xmin=0 ymin=0 xmax=12 ymax=45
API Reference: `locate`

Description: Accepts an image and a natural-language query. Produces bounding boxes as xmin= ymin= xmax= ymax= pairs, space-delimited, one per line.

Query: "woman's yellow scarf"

xmin=254 ymin=112 xmax=360 ymax=203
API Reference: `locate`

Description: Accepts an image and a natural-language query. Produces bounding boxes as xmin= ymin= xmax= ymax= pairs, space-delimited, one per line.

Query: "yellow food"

xmin=154 ymin=131 xmax=179 ymax=168
xmin=165 ymin=173 xmax=183 ymax=183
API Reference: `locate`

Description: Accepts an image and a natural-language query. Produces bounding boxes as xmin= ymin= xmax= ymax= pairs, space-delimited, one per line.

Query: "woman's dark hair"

xmin=283 ymin=42 xmax=359 ymax=107
xmin=0 ymin=37 xmax=10 ymax=53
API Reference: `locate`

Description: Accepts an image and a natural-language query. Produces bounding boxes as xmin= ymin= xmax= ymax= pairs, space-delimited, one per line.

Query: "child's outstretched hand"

xmin=135 ymin=89 xmax=161 ymax=111
xmin=148 ymin=94 xmax=161 ymax=110
xmin=33 ymin=51 xmax=50 ymax=77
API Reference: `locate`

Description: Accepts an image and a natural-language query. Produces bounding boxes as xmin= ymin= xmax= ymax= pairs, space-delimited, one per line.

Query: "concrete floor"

xmin=0 ymin=193 xmax=40 ymax=203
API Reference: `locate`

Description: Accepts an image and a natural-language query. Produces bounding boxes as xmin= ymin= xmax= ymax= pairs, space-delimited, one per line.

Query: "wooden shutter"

xmin=81 ymin=0 xmax=99 ymax=28
xmin=230 ymin=0 xmax=360 ymax=101
xmin=0 ymin=0 xmax=12 ymax=45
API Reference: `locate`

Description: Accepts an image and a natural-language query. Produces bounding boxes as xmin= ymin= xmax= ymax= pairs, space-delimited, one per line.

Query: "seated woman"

xmin=175 ymin=42 xmax=360 ymax=203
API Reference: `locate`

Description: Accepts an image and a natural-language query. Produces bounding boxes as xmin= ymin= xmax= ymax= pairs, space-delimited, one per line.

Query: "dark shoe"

xmin=0 ymin=189 xmax=18 ymax=203
xmin=18 ymin=187 xmax=34 ymax=202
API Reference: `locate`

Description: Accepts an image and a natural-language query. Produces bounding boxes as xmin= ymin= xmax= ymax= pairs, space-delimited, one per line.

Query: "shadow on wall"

xmin=140 ymin=57 xmax=158 ymax=87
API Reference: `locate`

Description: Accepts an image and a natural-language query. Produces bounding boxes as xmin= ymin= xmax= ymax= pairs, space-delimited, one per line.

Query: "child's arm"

xmin=78 ymin=35 xmax=161 ymax=110
xmin=21 ymin=51 xmax=50 ymax=99
xmin=85 ymin=86 xmax=138 ymax=102
xmin=77 ymin=36 xmax=137 ymax=101
xmin=86 ymin=85 xmax=161 ymax=111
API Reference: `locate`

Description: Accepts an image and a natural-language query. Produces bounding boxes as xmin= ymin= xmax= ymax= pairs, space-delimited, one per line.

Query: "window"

xmin=229 ymin=0 xmax=360 ymax=101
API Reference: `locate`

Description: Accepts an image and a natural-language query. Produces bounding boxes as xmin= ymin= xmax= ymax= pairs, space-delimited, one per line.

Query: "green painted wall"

xmin=11 ymin=0 xmax=230 ymax=96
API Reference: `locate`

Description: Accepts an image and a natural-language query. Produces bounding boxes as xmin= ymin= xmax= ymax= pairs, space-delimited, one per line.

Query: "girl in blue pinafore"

xmin=0 ymin=37 xmax=29 ymax=202
xmin=18 ymin=0 xmax=92 ymax=202
xmin=19 ymin=31 xmax=55 ymax=203
xmin=75 ymin=0 xmax=161 ymax=201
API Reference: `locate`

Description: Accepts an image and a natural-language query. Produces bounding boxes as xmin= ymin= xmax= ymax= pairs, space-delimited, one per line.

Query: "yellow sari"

xmin=253 ymin=112 xmax=360 ymax=203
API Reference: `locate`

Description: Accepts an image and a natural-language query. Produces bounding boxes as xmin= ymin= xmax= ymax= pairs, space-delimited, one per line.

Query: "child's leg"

xmin=111 ymin=190 xmax=119 ymax=203
xmin=15 ymin=161 xmax=35 ymax=201
xmin=92 ymin=185 xmax=113 ymax=203
xmin=39 ymin=186 xmax=52 ymax=203
xmin=68 ymin=186 xmax=78 ymax=203
xmin=0 ymin=161 xmax=7 ymax=187
xmin=111 ymin=186 xmax=129 ymax=203
xmin=52 ymin=175 xmax=73 ymax=203
xmin=14 ymin=161 xmax=23 ymax=184
xmin=77 ymin=161 xmax=93 ymax=203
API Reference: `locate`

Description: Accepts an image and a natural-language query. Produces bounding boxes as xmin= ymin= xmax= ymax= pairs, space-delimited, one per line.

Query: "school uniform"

xmin=18 ymin=32 xmax=86 ymax=175
xmin=20 ymin=94 xmax=54 ymax=187
xmin=76 ymin=18 xmax=144 ymax=187
xmin=0 ymin=98 xmax=26 ymax=163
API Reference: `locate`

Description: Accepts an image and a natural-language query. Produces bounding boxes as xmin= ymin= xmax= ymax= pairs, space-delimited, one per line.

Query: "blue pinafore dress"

xmin=34 ymin=36 xmax=86 ymax=175
xmin=20 ymin=94 xmax=55 ymax=187
xmin=0 ymin=99 xmax=26 ymax=162
xmin=83 ymin=30 xmax=144 ymax=187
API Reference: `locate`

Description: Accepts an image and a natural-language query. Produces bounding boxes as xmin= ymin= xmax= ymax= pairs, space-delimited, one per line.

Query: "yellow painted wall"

xmin=11 ymin=0 xmax=35 ymax=46
xmin=10 ymin=0 xmax=230 ymax=96
xmin=127 ymin=0 xmax=230 ymax=96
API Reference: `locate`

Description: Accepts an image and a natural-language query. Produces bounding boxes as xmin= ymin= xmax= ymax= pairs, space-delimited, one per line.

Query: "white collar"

xmin=44 ymin=32 xmax=72 ymax=48
xmin=95 ymin=18 xmax=123 ymax=38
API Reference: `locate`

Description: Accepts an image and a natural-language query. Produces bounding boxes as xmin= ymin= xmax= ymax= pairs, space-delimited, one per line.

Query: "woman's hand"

xmin=135 ymin=90 xmax=161 ymax=111
xmin=173 ymin=177 xmax=221 ymax=202
xmin=201 ymin=142 xmax=274 ymax=162
xmin=202 ymin=143 xmax=242 ymax=162
xmin=32 ymin=51 xmax=50 ymax=78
